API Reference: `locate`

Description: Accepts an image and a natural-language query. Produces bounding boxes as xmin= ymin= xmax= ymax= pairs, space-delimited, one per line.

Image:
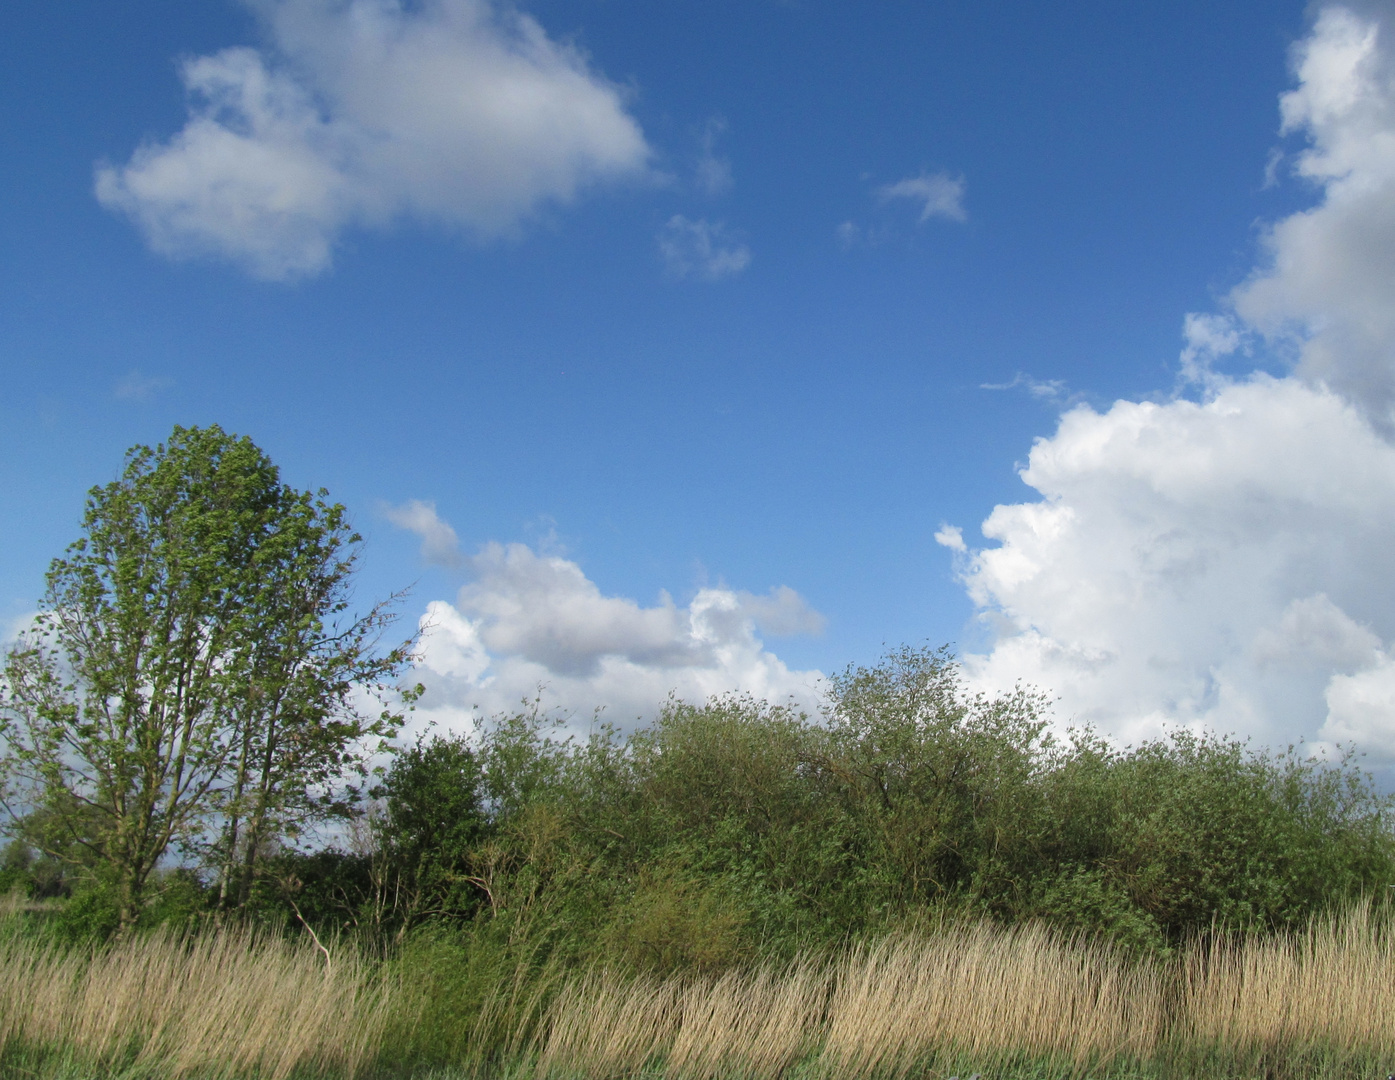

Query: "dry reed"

xmin=6 ymin=907 xmax=1395 ymax=1079
xmin=0 ymin=925 xmax=397 ymax=1079
xmin=536 ymin=923 xmax=1163 ymax=1079
xmin=1177 ymin=902 xmax=1395 ymax=1061
xmin=821 ymin=922 xmax=1162 ymax=1077
xmin=536 ymin=959 xmax=830 ymax=1080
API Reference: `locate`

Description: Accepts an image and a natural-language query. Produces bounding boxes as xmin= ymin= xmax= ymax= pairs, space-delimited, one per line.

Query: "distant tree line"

xmin=2 ymin=426 xmax=1392 ymax=963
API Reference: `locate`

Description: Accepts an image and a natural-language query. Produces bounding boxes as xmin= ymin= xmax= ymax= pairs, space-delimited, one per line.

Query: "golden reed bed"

xmin=0 ymin=925 xmax=393 ymax=1079
xmin=3 ymin=905 xmax=1395 ymax=1078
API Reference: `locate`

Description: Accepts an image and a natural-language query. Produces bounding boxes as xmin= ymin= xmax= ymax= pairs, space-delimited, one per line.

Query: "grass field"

xmin=3 ymin=904 xmax=1395 ymax=1079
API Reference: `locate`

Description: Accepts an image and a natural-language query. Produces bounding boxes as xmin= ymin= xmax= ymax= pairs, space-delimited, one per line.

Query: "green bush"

xmin=13 ymin=644 xmax=1395 ymax=976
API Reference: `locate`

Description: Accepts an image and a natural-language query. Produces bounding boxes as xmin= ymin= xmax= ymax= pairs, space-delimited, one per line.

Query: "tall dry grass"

xmin=537 ymin=958 xmax=831 ymax=1080
xmin=0 ymin=926 xmax=397 ymax=1079
xmin=4 ymin=906 xmax=1395 ymax=1079
xmin=820 ymin=922 xmax=1162 ymax=1076
xmin=537 ymin=910 xmax=1395 ymax=1079
xmin=1176 ymin=901 xmax=1395 ymax=1065
xmin=536 ymin=923 xmax=1163 ymax=1079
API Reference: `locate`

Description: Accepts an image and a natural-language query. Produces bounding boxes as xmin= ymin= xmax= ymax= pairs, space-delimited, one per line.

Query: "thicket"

xmin=333 ymin=644 xmax=1394 ymax=960
xmin=7 ymin=645 xmax=1390 ymax=964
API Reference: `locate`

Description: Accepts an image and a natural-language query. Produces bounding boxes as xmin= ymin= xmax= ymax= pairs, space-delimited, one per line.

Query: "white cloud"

xmin=945 ymin=7 xmax=1395 ymax=762
xmin=1177 ymin=313 xmax=1244 ymax=391
xmin=694 ymin=116 xmax=733 ymax=196
xmin=980 ymin=372 xmax=1071 ymax=403
xmin=955 ymin=378 xmax=1395 ymax=751
xmin=735 ymin=585 xmax=828 ymax=637
xmin=1230 ymin=6 xmax=1395 ymax=427
xmin=934 ymin=525 xmax=966 ymax=553
xmin=2 ymin=611 xmax=37 ymax=647
xmin=1324 ymin=652 xmax=1395 ymax=755
xmin=95 ymin=0 xmax=650 ymax=280
xmin=383 ymin=499 xmax=464 ymax=568
xmin=658 ymin=215 xmax=751 ymax=280
xmin=409 ymin=540 xmax=824 ymax=731
xmin=878 ymin=171 xmax=967 ymax=223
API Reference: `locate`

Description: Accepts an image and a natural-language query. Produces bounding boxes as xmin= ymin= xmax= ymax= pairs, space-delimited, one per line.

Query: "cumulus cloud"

xmin=940 ymin=7 xmax=1395 ymax=763
xmin=1230 ymin=6 xmax=1395 ymax=426
xmin=408 ymin=540 xmax=824 ymax=731
xmin=955 ymin=378 xmax=1395 ymax=750
xmin=383 ymin=499 xmax=464 ymax=568
xmin=1324 ymin=653 xmax=1395 ymax=756
xmin=658 ymin=215 xmax=751 ymax=280
xmin=95 ymin=0 xmax=650 ymax=280
xmin=878 ymin=171 xmax=967 ymax=223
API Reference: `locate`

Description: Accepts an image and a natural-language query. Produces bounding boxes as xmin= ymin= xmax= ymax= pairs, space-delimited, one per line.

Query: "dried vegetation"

xmin=4 ymin=907 xmax=1395 ymax=1078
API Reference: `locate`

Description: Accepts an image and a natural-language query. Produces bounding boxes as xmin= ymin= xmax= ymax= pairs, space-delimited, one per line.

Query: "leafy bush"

xmin=335 ymin=645 xmax=1395 ymax=967
xmin=9 ymin=644 xmax=1393 ymax=968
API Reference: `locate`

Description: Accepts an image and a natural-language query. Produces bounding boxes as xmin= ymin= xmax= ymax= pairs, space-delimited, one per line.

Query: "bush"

xmin=25 ymin=645 xmax=1391 ymax=965
xmin=314 ymin=645 xmax=1394 ymax=963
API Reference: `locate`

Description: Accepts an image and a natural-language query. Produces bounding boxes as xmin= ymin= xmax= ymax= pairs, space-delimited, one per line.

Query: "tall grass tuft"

xmin=1174 ymin=901 xmax=1395 ymax=1076
xmin=535 ymin=923 xmax=1162 ymax=1079
xmin=0 ymin=925 xmax=396 ymax=1079
xmin=536 ymin=958 xmax=830 ymax=1079
xmin=820 ymin=922 xmax=1162 ymax=1077
xmin=7 ymin=908 xmax=1395 ymax=1078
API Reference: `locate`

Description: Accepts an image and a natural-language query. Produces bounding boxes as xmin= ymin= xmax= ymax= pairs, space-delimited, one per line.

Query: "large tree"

xmin=0 ymin=425 xmax=417 ymax=930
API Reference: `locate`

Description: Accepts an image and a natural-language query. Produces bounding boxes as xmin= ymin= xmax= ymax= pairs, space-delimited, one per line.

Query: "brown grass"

xmin=4 ymin=906 xmax=1395 ymax=1079
xmin=0 ymin=926 xmax=397 ymax=1079
xmin=537 ymin=958 xmax=831 ymax=1079
xmin=1177 ymin=902 xmax=1395 ymax=1061
xmin=537 ymin=910 xmax=1395 ymax=1079
xmin=536 ymin=923 xmax=1162 ymax=1079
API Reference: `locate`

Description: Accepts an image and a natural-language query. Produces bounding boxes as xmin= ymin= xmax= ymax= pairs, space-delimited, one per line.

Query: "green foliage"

xmin=604 ymin=863 xmax=749 ymax=972
xmin=0 ymin=640 xmax=1392 ymax=1079
xmin=337 ymin=644 xmax=1395 ymax=972
xmin=0 ymin=424 xmax=417 ymax=933
xmin=372 ymin=729 xmax=488 ymax=932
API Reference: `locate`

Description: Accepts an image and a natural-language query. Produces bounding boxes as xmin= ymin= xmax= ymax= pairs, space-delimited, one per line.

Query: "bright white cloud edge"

xmin=946 ymin=6 xmax=1395 ymax=762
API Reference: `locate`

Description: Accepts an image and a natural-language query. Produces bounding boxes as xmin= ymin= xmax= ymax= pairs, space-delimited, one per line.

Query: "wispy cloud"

xmin=694 ymin=116 xmax=733 ymax=196
xmin=114 ymin=369 xmax=173 ymax=402
xmin=1177 ymin=312 xmax=1244 ymax=392
xmin=839 ymin=168 xmax=967 ymax=249
xmin=877 ymin=170 xmax=966 ymax=223
xmin=658 ymin=215 xmax=751 ymax=280
xmin=383 ymin=499 xmax=465 ymax=568
xmin=980 ymin=372 xmax=1071 ymax=403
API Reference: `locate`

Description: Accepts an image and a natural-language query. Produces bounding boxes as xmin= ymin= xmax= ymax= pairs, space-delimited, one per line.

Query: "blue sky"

xmin=8 ymin=0 xmax=1395 ymax=755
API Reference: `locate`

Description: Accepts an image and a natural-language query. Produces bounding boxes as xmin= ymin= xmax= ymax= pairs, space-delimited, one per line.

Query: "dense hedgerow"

xmin=11 ymin=644 xmax=1388 ymax=971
